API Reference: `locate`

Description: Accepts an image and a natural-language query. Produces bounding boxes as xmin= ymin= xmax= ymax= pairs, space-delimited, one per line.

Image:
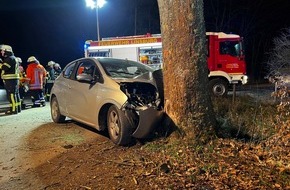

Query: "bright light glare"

xmin=86 ymin=0 xmax=106 ymax=9
xmin=97 ymin=0 xmax=106 ymax=8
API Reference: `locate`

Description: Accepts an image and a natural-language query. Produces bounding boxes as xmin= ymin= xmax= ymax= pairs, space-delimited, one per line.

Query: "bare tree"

xmin=157 ymin=0 xmax=216 ymax=141
xmin=267 ymin=27 xmax=290 ymax=77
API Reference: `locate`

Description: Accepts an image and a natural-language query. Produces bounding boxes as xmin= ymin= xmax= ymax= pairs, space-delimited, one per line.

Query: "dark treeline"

xmin=134 ymin=0 xmax=290 ymax=81
xmin=1 ymin=0 xmax=289 ymax=80
xmin=204 ymin=0 xmax=290 ymax=81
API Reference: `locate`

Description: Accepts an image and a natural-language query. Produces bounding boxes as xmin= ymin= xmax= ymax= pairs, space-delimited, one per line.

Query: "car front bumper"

xmin=131 ymin=107 xmax=164 ymax=139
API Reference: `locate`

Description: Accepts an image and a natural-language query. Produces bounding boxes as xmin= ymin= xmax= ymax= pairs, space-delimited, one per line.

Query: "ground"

xmin=0 ymin=104 xmax=169 ymax=190
xmin=0 ymin=84 xmax=289 ymax=190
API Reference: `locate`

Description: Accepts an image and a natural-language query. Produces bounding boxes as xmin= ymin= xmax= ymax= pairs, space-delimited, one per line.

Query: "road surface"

xmin=0 ymin=105 xmax=100 ymax=189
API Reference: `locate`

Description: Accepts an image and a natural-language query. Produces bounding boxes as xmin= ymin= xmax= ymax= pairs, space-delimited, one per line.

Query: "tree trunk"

xmin=157 ymin=0 xmax=216 ymax=140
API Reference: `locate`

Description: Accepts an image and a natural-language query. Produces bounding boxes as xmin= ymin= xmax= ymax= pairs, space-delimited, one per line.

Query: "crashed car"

xmin=50 ymin=57 xmax=164 ymax=145
xmin=0 ymin=84 xmax=8 ymax=111
xmin=0 ymin=82 xmax=33 ymax=113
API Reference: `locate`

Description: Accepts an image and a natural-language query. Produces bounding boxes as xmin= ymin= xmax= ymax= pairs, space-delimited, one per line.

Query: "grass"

xmin=213 ymin=95 xmax=278 ymax=142
xmin=140 ymin=93 xmax=290 ymax=189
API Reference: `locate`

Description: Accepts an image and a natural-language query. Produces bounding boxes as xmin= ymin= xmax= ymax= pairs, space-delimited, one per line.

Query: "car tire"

xmin=209 ymin=78 xmax=228 ymax=97
xmin=50 ymin=96 xmax=66 ymax=123
xmin=107 ymin=105 xmax=132 ymax=146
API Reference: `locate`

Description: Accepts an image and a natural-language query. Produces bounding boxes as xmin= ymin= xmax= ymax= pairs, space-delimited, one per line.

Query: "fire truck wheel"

xmin=209 ymin=78 xmax=228 ymax=97
xmin=107 ymin=105 xmax=133 ymax=146
xmin=50 ymin=96 xmax=66 ymax=123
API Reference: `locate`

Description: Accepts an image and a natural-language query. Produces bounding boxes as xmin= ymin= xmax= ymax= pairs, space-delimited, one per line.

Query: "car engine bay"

xmin=120 ymin=82 xmax=161 ymax=110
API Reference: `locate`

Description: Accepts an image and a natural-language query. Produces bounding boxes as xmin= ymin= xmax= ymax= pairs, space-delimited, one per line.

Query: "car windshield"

xmin=97 ymin=58 xmax=154 ymax=78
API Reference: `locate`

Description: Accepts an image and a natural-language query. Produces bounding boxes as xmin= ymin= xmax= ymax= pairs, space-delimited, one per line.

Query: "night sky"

xmin=0 ymin=0 xmax=160 ymax=68
xmin=1 ymin=0 xmax=290 ymax=80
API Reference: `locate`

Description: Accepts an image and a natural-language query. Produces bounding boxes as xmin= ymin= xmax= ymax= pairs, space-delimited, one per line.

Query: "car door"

xmin=0 ymin=84 xmax=9 ymax=110
xmin=65 ymin=59 xmax=103 ymax=126
xmin=54 ymin=61 xmax=77 ymax=116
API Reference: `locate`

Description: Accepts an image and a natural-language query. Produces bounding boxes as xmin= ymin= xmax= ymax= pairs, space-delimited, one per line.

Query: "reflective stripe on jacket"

xmin=0 ymin=56 xmax=20 ymax=80
xmin=26 ymin=62 xmax=47 ymax=90
xmin=1 ymin=73 xmax=20 ymax=79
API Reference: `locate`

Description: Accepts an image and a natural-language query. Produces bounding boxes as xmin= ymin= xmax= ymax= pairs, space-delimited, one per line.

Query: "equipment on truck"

xmin=84 ymin=32 xmax=248 ymax=96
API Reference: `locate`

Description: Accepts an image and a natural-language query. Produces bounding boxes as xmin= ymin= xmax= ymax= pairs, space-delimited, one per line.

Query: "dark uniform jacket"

xmin=0 ymin=55 xmax=20 ymax=80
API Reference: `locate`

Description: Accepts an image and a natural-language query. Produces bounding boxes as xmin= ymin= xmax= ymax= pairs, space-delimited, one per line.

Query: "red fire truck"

xmin=84 ymin=32 xmax=248 ymax=96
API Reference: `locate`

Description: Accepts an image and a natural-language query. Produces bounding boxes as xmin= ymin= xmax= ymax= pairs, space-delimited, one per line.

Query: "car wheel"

xmin=209 ymin=78 xmax=228 ymax=97
xmin=107 ymin=105 xmax=132 ymax=146
xmin=50 ymin=96 xmax=66 ymax=123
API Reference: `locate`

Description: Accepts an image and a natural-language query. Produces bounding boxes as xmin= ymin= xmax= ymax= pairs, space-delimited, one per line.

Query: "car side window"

xmin=76 ymin=61 xmax=95 ymax=78
xmin=63 ymin=62 xmax=76 ymax=79
xmin=74 ymin=59 xmax=103 ymax=83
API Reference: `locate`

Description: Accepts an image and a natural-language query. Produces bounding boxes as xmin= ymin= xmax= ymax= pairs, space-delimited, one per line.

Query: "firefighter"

xmin=140 ymin=55 xmax=149 ymax=64
xmin=17 ymin=57 xmax=28 ymax=109
xmin=46 ymin=60 xmax=56 ymax=80
xmin=0 ymin=44 xmax=21 ymax=115
xmin=53 ymin=63 xmax=62 ymax=78
xmin=45 ymin=60 xmax=56 ymax=101
xmin=26 ymin=56 xmax=47 ymax=107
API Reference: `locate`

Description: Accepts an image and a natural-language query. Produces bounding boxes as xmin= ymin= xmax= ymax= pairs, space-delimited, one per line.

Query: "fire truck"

xmin=84 ymin=32 xmax=248 ymax=96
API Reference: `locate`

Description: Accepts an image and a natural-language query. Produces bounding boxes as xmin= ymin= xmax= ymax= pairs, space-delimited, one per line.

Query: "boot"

xmin=32 ymin=100 xmax=41 ymax=107
xmin=21 ymin=103 xmax=26 ymax=110
xmin=5 ymin=108 xmax=18 ymax=115
xmin=40 ymin=97 xmax=46 ymax=107
xmin=17 ymin=105 xmax=22 ymax=113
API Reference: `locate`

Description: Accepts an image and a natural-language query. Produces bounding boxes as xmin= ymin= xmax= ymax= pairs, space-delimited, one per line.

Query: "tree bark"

xmin=157 ymin=0 xmax=216 ymax=140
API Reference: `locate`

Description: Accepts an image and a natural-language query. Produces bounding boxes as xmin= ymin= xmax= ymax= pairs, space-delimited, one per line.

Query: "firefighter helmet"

xmin=48 ymin=61 xmax=55 ymax=66
xmin=16 ymin=57 xmax=22 ymax=64
xmin=54 ymin=63 xmax=61 ymax=68
xmin=140 ymin=55 xmax=149 ymax=64
xmin=0 ymin=44 xmax=13 ymax=53
xmin=140 ymin=55 xmax=148 ymax=61
xmin=27 ymin=56 xmax=38 ymax=63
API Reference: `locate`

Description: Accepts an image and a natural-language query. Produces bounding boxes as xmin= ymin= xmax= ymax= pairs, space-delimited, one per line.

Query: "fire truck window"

xmin=220 ymin=41 xmax=239 ymax=57
xmin=89 ymin=51 xmax=110 ymax=57
xmin=139 ymin=47 xmax=162 ymax=66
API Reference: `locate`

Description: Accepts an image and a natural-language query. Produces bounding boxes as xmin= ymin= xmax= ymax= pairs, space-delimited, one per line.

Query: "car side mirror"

xmin=76 ymin=73 xmax=94 ymax=83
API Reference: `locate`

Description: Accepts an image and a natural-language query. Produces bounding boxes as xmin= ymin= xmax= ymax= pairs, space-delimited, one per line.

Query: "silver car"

xmin=0 ymin=84 xmax=9 ymax=111
xmin=50 ymin=57 xmax=164 ymax=145
xmin=0 ymin=83 xmax=32 ymax=112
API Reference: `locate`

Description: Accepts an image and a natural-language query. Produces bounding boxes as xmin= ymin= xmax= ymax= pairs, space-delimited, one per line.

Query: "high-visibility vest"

xmin=26 ymin=62 xmax=47 ymax=90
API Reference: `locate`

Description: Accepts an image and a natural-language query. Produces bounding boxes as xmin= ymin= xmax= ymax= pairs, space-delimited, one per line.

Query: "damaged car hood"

xmin=112 ymin=69 xmax=164 ymax=138
xmin=113 ymin=69 xmax=164 ymax=101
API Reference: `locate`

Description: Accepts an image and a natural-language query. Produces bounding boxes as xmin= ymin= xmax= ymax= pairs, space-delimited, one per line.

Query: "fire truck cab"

xmin=84 ymin=32 xmax=248 ymax=96
xmin=206 ymin=32 xmax=248 ymax=96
